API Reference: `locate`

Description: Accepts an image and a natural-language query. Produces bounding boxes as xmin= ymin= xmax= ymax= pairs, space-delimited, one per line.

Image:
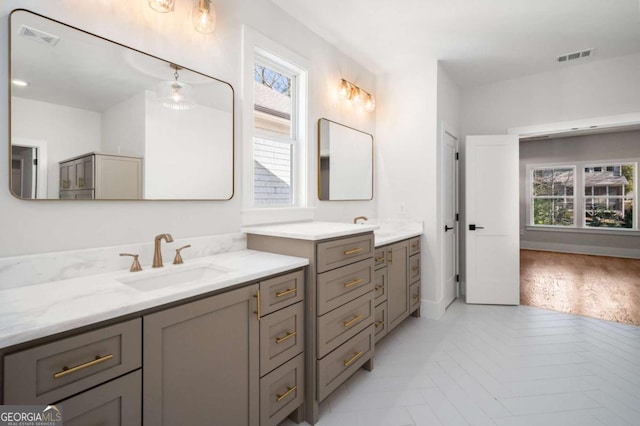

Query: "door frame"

xmin=440 ymin=123 xmax=459 ymax=305
xmin=11 ymin=138 xmax=48 ymax=199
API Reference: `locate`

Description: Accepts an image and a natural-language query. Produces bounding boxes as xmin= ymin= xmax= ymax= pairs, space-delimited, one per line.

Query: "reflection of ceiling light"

xmin=148 ymin=0 xmax=174 ymax=13
xmin=11 ymin=79 xmax=29 ymax=87
xmin=157 ymin=64 xmax=195 ymax=111
xmin=339 ymin=79 xmax=375 ymax=112
xmin=193 ymin=0 xmax=216 ymax=33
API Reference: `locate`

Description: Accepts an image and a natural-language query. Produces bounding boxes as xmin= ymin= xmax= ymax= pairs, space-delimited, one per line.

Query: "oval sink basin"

xmin=117 ymin=264 xmax=229 ymax=292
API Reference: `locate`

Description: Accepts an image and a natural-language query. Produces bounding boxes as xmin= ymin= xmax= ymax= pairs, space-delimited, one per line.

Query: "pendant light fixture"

xmin=157 ymin=64 xmax=195 ymax=111
xmin=193 ymin=0 xmax=216 ymax=33
xmin=148 ymin=0 xmax=175 ymax=13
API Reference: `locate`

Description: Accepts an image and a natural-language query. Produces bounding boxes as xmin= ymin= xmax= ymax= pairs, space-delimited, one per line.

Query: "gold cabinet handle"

xmin=253 ymin=290 xmax=261 ymax=321
xmin=53 ymin=354 xmax=113 ymax=379
xmin=413 ymin=293 xmax=420 ymax=300
xmin=412 ymin=266 xmax=419 ymax=272
xmin=275 ymin=331 xmax=297 ymax=344
xmin=343 ymin=314 xmax=363 ymax=328
xmin=276 ymin=385 xmax=297 ymax=402
xmin=77 ymin=177 xmax=85 ymax=188
xmin=344 ymin=248 xmax=363 ymax=255
xmin=374 ymin=284 xmax=383 ymax=291
xmin=343 ymin=351 xmax=363 ymax=367
xmin=276 ymin=288 xmax=297 ymax=298
xmin=375 ymin=256 xmax=385 ymax=262
xmin=388 ymin=249 xmax=393 ymax=264
xmin=375 ymin=320 xmax=385 ymax=328
xmin=343 ymin=278 xmax=363 ymax=288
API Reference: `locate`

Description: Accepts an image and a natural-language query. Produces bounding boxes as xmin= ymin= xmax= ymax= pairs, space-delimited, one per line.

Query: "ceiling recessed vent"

xmin=557 ymin=48 xmax=594 ymax=63
xmin=18 ymin=25 xmax=60 ymax=47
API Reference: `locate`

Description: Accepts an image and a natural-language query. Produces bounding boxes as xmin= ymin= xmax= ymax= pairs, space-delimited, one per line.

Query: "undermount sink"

xmin=117 ymin=264 xmax=230 ymax=292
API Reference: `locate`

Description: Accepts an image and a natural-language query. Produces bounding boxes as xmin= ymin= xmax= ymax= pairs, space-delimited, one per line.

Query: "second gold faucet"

xmin=152 ymin=233 xmax=174 ymax=268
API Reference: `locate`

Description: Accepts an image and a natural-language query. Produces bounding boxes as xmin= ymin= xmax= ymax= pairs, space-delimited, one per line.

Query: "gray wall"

xmin=520 ymin=130 xmax=640 ymax=257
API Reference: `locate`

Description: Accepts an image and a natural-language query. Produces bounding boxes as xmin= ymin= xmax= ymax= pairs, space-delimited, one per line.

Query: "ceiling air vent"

xmin=557 ymin=48 xmax=594 ymax=63
xmin=18 ymin=25 xmax=60 ymax=47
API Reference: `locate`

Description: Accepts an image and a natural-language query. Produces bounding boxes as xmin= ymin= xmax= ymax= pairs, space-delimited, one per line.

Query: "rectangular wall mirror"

xmin=9 ymin=9 xmax=234 ymax=200
xmin=318 ymin=118 xmax=373 ymax=200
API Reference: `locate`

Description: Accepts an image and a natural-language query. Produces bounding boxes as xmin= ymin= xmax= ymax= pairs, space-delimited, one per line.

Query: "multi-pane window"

xmin=531 ymin=167 xmax=575 ymax=226
xmin=252 ymin=59 xmax=297 ymax=207
xmin=584 ymin=164 xmax=634 ymax=228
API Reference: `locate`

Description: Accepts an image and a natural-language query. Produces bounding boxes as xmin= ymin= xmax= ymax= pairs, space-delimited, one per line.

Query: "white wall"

xmin=520 ymin=131 xmax=640 ymax=257
xmin=11 ymin=97 xmax=101 ymax=198
xmin=376 ymin=60 xmax=441 ymax=317
xmin=0 ymin=0 xmax=376 ymax=256
xmin=102 ymin=92 xmax=146 ymax=158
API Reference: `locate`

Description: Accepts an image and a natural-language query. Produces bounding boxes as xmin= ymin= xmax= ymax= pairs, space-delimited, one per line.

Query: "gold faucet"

xmin=152 ymin=233 xmax=174 ymax=268
xmin=353 ymin=216 xmax=368 ymax=224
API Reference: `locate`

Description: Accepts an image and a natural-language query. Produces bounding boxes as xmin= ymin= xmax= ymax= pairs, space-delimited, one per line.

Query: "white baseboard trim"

xmin=521 ymin=241 xmax=640 ymax=259
xmin=420 ymin=298 xmax=447 ymax=320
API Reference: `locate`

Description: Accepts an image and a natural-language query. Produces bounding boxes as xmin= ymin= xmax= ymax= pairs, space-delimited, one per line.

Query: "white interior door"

xmin=465 ymin=135 xmax=519 ymax=305
xmin=442 ymin=130 xmax=458 ymax=307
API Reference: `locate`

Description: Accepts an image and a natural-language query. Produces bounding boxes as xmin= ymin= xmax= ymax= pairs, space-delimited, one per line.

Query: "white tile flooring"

xmin=283 ymin=300 xmax=640 ymax=425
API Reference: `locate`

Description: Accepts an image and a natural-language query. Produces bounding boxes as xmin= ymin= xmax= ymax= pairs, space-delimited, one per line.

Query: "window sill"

xmin=241 ymin=207 xmax=315 ymax=226
xmin=525 ymin=225 xmax=639 ymax=236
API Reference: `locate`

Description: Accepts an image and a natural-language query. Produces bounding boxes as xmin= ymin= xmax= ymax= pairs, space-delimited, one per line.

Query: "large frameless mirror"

xmin=318 ymin=118 xmax=373 ymax=201
xmin=9 ymin=9 xmax=234 ymax=200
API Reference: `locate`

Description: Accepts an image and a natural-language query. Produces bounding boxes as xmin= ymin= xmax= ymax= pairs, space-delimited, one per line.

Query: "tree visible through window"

xmin=531 ymin=167 xmax=575 ymax=226
xmin=585 ymin=164 xmax=634 ymax=228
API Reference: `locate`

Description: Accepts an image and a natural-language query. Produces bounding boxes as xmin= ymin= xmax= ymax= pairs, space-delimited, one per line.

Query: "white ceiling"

xmin=271 ymin=0 xmax=640 ymax=88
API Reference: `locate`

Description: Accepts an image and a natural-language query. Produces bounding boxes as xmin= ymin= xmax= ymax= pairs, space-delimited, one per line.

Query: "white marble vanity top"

xmin=372 ymin=219 xmax=424 ymax=247
xmin=0 ymin=250 xmax=308 ymax=349
xmin=241 ymin=221 xmax=379 ymax=240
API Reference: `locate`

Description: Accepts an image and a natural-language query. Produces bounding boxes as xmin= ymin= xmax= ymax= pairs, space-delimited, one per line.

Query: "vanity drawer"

xmin=409 ymin=254 xmax=421 ymax=284
xmin=374 ymin=301 xmax=388 ymax=343
xmin=374 ymin=247 xmax=387 ymax=270
xmin=410 ymin=281 xmax=421 ymax=312
xmin=317 ymin=258 xmax=373 ymax=316
xmin=317 ymin=325 xmax=374 ymax=402
xmin=373 ymin=267 xmax=388 ymax=304
xmin=260 ymin=353 xmax=304 ymax=426
xmin=409 ymin=237 xmax=421 ymax=256
xmin=260 ymin=269 xmax=304 ymax=316
xmin=316 ymin=234 xmax=374 ymax=273
xmin=317 ymin=293 xmax=374 ymax=358
xmin=260 ymin=301 xmax=304 ymax=376
xmin=4 ymin=318 xmax=142 ymax=404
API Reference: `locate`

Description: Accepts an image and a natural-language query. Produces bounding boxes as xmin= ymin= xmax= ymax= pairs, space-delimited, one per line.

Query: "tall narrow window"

xmin=252 ymin=57 xmax=298 ymax=207
xmin=531 ymin=167 xmax=575 ymax=226
xmin=584 ymin=163 xmax=634 ymax=228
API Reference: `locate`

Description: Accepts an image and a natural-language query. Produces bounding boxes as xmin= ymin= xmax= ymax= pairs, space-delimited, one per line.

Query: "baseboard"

xmin=520 ymin=241 xmax=640 ymax=259
xmin=420 ymin=298 xmax=447 ymax=320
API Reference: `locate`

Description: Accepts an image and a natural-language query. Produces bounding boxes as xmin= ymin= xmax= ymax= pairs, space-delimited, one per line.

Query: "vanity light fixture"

xmin=11 ymin=79 xmax=29 ymax=87
xmin=148 ymin=0 xmax=175 ymax=13
xmin=193 ymin=0 xmax=216 ymax=34
xmin=157 ymin=64 xmax=195 ymax=110
xmin=339 ymin=79 xmax=375 ymax=112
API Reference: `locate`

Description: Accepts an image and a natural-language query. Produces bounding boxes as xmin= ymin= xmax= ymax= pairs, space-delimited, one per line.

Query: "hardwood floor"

xmin=520 ymin=250 xmax=640 ymax=326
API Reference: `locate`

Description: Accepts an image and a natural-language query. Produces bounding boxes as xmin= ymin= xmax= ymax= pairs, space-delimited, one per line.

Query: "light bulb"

xmin=339 ymin=79 xmax=350 ymax=99
xmin=364 ymin=93 xmax=376 ymax=111
xmin=352 ymin=87 xmax=363 ymax=105
xmin=148 ymin=0 xmax=174 ymax=13
xmin=193 ymin=0 xmax=216 ymax=33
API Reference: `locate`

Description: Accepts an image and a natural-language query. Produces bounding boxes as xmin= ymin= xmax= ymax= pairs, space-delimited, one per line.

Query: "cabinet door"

xmin=387 ymin=240 xmax=409 ymax=330
xmin=75 ymin=156 xmax=94 ymax=189
xmin=59 ymin=162 xmax=74 ymax=190
xmin=143 ymin=285 xmax=259 ymax=426
xmin=57 ymin=370 xmax=141 ymax=426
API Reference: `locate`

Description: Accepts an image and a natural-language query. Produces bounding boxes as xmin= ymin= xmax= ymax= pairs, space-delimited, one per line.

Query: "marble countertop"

xmin=0 ymin=250 xmax=308 ymax=350
xmin=241 ymin=221 xmax=379 ymax=240
xmin=372 ymin=219 xmax=424 ymax=247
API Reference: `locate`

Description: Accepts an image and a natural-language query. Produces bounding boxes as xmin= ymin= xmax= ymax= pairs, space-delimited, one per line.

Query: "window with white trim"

xmin=251 ymin=53 xmax=304 ymax=207
xmin=528 ymin=161 xmax=637 ymax=231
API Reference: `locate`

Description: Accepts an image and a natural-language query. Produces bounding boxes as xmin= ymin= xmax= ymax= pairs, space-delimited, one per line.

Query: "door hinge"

xmin=455 ymin=213 xmax=459 ymax=221
xmin=455 ymin=152 xmax=459 ymax=160
xmin=33 ymin=158 xmax=38 ymax=166
xmin=456 ymin=274 xmax=460 ymax=282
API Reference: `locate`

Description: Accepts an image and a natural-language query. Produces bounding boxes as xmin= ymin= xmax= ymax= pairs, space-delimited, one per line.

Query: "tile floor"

xmin=283 ymin=300 xmax=640 ymax=425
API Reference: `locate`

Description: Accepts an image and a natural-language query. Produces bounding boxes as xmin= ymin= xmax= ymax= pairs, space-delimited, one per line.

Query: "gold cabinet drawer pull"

xmin=374 ymin=284 xmax=383 ymax=291
xmin=413 ymin=294 xmax=420 ymax=300
xmin=253 ymin=290 xmax=261 ymax=320
xmin=388 ymin=249 xmax=393 ymax=264
xmin=343 ymin=278 xmax=363 ymax=288
xmin=344 ymin=247 xmax=363 ymax=255
xmin=343 ymin=314 xmax=363 ymax=328
xmin=53 ymin=354 xmax=113 ymax=379
xmin=343 ymin=351 xmax=363 ymax=367
xmin=276 ymin=385 xmax=297 ymax=402
xmin=276 ymin=288 xmax=297 ymax=298
xmin=375 ymin=256 xmax=385 ymax=262
xmin=275 ymin=330 xmax=297 ymax=344
xmin=375 ymin=320 xmax=384 ymax=328
xmin=412 ymin=266 xmax=419 ymax=272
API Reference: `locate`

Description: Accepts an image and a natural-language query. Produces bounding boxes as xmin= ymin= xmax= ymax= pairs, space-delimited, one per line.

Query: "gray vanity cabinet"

xmin=143 ymin=284 xmax=260 ymax=426
xmin=386 ymin=239 xmax=410 ymax=330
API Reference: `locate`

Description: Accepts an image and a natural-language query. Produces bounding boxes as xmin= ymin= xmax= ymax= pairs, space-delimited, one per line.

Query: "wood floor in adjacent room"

xmin=520 ymin=249 xmax=640 ymax=326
